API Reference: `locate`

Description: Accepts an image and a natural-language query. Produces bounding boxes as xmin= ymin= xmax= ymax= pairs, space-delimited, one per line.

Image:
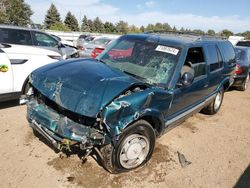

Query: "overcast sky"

xmin=26 ymin=0 xmax=250 ymax=33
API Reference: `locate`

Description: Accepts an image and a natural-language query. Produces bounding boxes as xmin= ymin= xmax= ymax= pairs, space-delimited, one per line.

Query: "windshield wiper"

xmin=122 ymin=71 xmax=157 ymax=86
xmin=122 ymin=70 xmax=140 ymax=78
xmin=122 ymin=70 xmax=149 ymax=82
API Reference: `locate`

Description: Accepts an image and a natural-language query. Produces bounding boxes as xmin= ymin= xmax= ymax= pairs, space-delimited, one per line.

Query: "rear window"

xmin=218 ymin=42 xmax=236 ymax=66
xmin=206 ymin=45 xmax=223 ymax=72
xmin=0 ymin=28 xmax=32 ymax=45
xmin=236 ymin=41 xmax=250 ymax=47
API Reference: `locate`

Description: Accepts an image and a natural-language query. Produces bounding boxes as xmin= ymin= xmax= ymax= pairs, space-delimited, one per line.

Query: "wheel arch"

xmin=21 ymin=76 xmax=30 ymax=94
xmin=115 ymin=112 xmax=165 ymax=138
xmin=138 ymin=115 xmax=164 ymax=137
xmin=218 ymin=77 xmax=230 ymax=91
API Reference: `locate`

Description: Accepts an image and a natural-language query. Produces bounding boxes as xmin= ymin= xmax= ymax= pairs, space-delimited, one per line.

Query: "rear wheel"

xmin=201 ymin=87 xmax=224 ymax=115
xmin=100 ymin=120 xmax=155 ymax=173
xmin=237 ymin=74 xmax=249 ymax=91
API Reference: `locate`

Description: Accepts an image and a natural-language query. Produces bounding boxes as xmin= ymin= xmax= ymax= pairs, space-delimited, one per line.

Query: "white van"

xmin=0 ymin=43 xmax=62 ymax=102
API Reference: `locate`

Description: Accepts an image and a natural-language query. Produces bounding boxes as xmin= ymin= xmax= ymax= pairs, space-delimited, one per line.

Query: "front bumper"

xmin=27 ymin=99 xmax=107 ymax=150
xmin=30 ymin=119 xmax=60 ymax=149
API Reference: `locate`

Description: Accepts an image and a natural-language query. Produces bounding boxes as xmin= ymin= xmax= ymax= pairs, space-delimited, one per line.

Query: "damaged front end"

xmin=24 ymin=57 xmax=174 ymax=170
xmin=26 ymin=87 xmax=110 ymax=155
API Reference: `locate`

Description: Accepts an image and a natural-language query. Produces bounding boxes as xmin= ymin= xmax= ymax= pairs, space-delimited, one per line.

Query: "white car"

xmin=0 ymin=43 xmax=62 ymax=102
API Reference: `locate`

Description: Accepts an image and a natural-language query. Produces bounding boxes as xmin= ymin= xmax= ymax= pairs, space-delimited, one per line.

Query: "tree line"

xmin=0 ymin=0 xmax=249 ymax=38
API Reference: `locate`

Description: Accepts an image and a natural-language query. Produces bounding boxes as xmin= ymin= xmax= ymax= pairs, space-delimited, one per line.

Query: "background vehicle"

xmin=76 ymin=34 xmax=89 ymax=47
xmin=76 ymin=35 xmax=102 ymax=51
xmin=26 ymin=33 xmax=235 ymax=173
xmin=228 ymin=36 xmax=245 ymax=45
xmin=0 ymin=25 xmax=75 ymax=59
xmin=0 ymin=43 xmax=61 ymax=102
xmin=50 ymin=34 xmax=74 ymax=47
xmin=50 ymin=34 xmax=79 ymax=58
xmin=236 ymin=40 xmax=250 ymax=47
xmin=79 ymin=37 xmax=118 ymax=58
xmin=231 ymin=46 xmax=250 ymax=91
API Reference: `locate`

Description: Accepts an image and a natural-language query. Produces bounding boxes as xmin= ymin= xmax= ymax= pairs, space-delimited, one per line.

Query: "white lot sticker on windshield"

xmin=155 ymin=45 xmax=179 ymax=55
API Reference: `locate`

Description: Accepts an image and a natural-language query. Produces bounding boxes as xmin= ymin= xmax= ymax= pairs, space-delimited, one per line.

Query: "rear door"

xmin=204 ymin=44 xmax=224 ymax=93
xmin=0 ymin=49 xmax=13 ymax=94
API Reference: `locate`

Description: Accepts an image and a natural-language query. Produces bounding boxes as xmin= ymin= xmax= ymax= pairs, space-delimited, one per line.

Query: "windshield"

xmin=84 ymin=36 xmax=95 ymax=42
xmin=98 ymin=37 xmax=181 ymax=85
xmin=51 ymin=35 xmax=61 ymax=41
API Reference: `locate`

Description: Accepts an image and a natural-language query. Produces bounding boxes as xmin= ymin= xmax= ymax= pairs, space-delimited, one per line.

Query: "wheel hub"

xmin=119 ymin=134 xmax=150 ymax=169
xmin=126 ymin=143 xmax=143 ymax=159
xmin=214 ymin=91 xmax=222 ymax=110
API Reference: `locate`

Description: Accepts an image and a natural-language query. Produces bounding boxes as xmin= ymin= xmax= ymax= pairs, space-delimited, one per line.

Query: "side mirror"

xmin=58 ymin=41 xmax=65 ymax=49
xmin=181 ymin=72 xmax=194 ymax=87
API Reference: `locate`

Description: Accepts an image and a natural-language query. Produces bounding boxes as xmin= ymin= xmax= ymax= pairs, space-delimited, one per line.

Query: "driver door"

xmin=166 ymin=47 xmax=209 ymax=126
xmin=32 ymin=31 xmax=65 ymax=58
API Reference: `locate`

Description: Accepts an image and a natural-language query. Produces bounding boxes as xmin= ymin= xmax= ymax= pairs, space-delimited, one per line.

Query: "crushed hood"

xmin=30 ymin=59 xmax=142 ymax=117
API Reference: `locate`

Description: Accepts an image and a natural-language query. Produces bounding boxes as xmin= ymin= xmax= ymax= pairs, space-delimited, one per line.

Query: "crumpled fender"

xmin=101 ymin=87 xmax=173 ymax=140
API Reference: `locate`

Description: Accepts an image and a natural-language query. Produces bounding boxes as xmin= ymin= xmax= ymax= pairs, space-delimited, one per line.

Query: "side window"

xmin=0 ymin=28 xmax=32 ymax=45
xmin=183 ymin=47 xmax=206 ymax=78
xmin=33 ymin=32 xmax=58 ymax=47
xmin=218 ymin=42 xmax=236 ymax=66
xmin=206 ymin=45 xmax=223 ymax=72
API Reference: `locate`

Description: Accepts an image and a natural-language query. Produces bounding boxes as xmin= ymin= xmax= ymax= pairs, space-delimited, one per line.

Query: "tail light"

xmin=91 ymin=47 xmax=104 ymax=59
xmin=235 ymin=64 xmax=243 ymax=74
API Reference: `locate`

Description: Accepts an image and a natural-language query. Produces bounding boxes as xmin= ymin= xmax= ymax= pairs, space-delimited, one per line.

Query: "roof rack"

xmin=144 ymin=30 xmax=226 ymax=41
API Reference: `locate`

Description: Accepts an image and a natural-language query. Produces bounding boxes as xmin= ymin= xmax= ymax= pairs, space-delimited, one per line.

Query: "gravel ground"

xmin=0 ymin=88 xmax=249 ymax=188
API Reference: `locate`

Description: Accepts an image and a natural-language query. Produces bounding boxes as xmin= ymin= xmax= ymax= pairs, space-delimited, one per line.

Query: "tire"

xmin=32 ymin=128 xmax=40 ymax=137
xmin=100 ymin=120 xmax=156 ymax=173
xmin=237 ymin=74 xmax=249 ymax=91
xmin=201 ymin=87 xmax=224 ymax=115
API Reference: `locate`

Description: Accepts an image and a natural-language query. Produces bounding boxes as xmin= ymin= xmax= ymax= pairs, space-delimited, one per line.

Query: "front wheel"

xmin=23 ymin=79 xmax=31 ymax=95
xmin=201 ymin=87 xmax=224 ymax=115
xmin=100 ymin=120 xmax=156 ymax=173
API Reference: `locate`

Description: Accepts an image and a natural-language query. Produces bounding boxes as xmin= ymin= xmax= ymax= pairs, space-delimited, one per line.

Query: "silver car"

xmin=50 ymin=34 xmax=79 ymax=58
xmin=79 ymin=37 xmax=117 ymax=57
